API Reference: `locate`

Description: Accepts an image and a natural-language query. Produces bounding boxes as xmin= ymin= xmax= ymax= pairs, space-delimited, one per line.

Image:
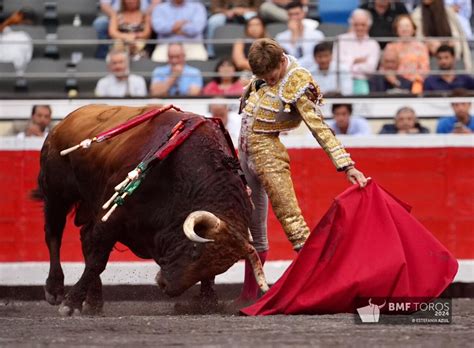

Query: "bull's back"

xmin=46 ymin=105 xmax=188 ymax=170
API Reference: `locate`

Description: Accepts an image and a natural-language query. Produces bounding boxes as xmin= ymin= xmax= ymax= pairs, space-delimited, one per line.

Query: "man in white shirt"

xmin=332 ymin=9 xmax=380 ymax=95
xmin=16 ymin=105 xmax=52 ymax=139
xmin=0 ymin=9 xmax=34 ymax=73
xmin=300 ymin=42 xmax=353 ymax=96
xmin=274 ymin=1 xmax=324 ymax=62
xmin=208 ymin=102 xmax=241 ymax=145
xmin=95 ymin=49 xmax=147 ymax=97
xmin=327 ymin=102 xmax=372 ymax=135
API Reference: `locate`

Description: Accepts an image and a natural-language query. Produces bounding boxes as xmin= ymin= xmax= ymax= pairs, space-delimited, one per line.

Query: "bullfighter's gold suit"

xmin=239 ymin=55 xmax=354 ymax=251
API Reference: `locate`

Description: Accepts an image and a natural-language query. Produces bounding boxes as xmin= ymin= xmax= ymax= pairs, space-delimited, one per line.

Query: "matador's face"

xmin=257 ymin=56 xmax=288 ymax=87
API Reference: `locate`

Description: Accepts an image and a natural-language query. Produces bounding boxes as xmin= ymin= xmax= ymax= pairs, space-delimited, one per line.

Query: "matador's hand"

xmin=346 ymin=167 xmax=368 ymax=187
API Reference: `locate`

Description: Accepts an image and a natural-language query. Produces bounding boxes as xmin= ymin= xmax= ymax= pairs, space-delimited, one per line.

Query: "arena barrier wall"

xmin=0 ymin=134 xmax=472 ymax=285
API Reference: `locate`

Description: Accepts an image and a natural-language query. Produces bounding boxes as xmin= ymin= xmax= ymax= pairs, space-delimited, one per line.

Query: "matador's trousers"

xmin=239 ymin=122 xmax=310 ymax=251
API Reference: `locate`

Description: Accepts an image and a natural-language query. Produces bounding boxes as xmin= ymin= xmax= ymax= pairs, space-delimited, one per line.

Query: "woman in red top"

xmin=202 ymin=58 xmax=244 ymax=96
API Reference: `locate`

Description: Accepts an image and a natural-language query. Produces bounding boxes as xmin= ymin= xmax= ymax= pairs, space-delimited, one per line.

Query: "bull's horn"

xmin=183 ymin=211 xmax=218 ymax=243
xmin=245 ymin=242 xmax=269 ymax=293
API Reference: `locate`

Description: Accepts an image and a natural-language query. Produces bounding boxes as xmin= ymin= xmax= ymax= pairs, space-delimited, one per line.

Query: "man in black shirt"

xmin=360 ymin=0 xmax=408 ymax=48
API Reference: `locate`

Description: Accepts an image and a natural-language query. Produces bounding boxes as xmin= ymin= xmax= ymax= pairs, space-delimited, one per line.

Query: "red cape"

xmin=241 ymin=180 xmax=458 ymax=315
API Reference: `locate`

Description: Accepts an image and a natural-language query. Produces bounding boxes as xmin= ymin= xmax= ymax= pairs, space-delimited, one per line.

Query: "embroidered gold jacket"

xmin=240 ymin=56 xmax=355 ymax=170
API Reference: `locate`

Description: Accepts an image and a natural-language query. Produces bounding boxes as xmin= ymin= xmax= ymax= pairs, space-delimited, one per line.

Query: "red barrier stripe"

xmin=0 ymin=147 xmax=473 ymax=262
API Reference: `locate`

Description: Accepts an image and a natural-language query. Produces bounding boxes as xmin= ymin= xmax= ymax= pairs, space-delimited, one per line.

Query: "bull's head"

xmin=156 ymin=210 xmax=268 ymax=297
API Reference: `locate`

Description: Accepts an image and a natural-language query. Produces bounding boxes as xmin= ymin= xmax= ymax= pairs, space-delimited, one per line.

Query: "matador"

xmin=237 ymin=38 xmax=368 ymax=303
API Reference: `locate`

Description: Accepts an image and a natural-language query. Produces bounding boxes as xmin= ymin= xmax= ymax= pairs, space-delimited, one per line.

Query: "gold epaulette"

xmin=278 ymin=67 xmax=323 ymax=112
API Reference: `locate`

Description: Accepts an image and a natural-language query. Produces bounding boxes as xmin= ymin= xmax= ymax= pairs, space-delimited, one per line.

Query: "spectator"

xmin=150 ymin=43 xmax=203 ymax=96
xmin=360 ymin=0 xmax=409 ymax=49
xmin=17 ymin=105 xmax=52 ymax=138
xmin=411 ymin=0 xmax=472 ymax=72
xmin=379 ymin=106 xmax=430 ymax=134
xmin=259 ymin=0 xmax=289 ymax=22
xmin=151 ymin=0 xmax=208 ymax=62
xmin=437 ymin=88 xmax=474 ymax=134
xmin=0 ymin=8 xmax=35 ymax=73
xmin=108 ymin=0 xmax=152 ymax=61
xmin=333 ymin=9 xmax=381 ymax=95
xmin=300 ymin=42 xmax=353 ymax=95
xmin=232 ymin=16 xmax=267 ymax=71
xmin=208 ymin=102 xmax=241 ymax=144
xmin=95 ymin=48 xmax=147 ymax=97
xmin=327 ymin=102 xmax=372 ymax=135
xmin=369 ymin=48 xmax=412 ymax=94
xmin=206 ymin=0 xmax=262 ymax=58
xmin=424 ymin=45 xmax=474 ymax=92
xmin=445 ymin=0 xmax=472 ymax=38
xmin=274 ymin=1 xmax=324 ymax=62
xmin=94 ymin=0 xmax=159 ymax=59
xmin=384 ymin=14 xmax=430 ymax=94
xmin=202 ymin=58 xmax=244 ymax=96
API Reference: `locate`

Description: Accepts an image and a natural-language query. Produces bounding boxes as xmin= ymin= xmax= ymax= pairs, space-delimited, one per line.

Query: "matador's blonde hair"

xmin=248 ymin=38 xmax=284 ymax=76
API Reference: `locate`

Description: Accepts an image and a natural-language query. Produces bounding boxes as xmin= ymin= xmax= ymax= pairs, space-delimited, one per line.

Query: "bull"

xmin=33 ymin=104 xmax=267 ymax=316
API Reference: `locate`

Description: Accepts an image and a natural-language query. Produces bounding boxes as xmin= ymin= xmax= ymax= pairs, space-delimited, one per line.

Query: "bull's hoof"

xmin=58 ymin=302 xmax=81 ymax=317
xmin=82 ymin=301 xmax=104 ymax=315
xmin=44 ymin=287 xmax=64 ymax=305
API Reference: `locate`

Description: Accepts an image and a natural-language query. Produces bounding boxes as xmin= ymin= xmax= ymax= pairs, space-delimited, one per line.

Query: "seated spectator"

xmin=379 ymin=106 xmax=430 ymax=134
xmin=411 ymin=0 xmax=472 ymax=72
xmin=202 ymin=58 xmax=244 ymax=96
xmin=94 ymin=0 xmax=159 ymax=59
xmin=437 ymin=88 xmax=473 ymax=134
xmin=333 ymin=9 xmax=381 ymax=95
xmin=16 ymin=105 xmax=52 ymax=138
xmin=206 ymin=0 xmax=262 ymax=58
xmin=300 ymin=42 xmax=353 ymax=95
xmin=369 ymin=48 xmax=412 ymax=94
xmin=445 ymin=0 xmax=472 ymax=38
xmin=259 ymin=0 xmax=290 ymax=22
xmin=232 ymin=16 xmax=267 ymax=71
xmin=424 ymin=45 xmax=474 ymax=92
xmin=0 ymin=8 xmax=35 ymax=73
xmin=208 ymin=102 xmax=241 ymax=143
xmin=151 ymin=0 xmax=208 ymax=62
xmin=384 ymin=14 xmax=430 ymax=94
xmin=95 ymin=48 xmax=147 ymax=97
xmin=150 ymin=43 xmax=203 ymax=96
xmin=275 ymin=1 xmax=324 ymax=62
xmin=360 ymin=0 xmax=408 ymax=49
xmin=108 ymin=0 xmax=152 ymax=61
xmin=327 ymin=102 xmax=372 ymax=135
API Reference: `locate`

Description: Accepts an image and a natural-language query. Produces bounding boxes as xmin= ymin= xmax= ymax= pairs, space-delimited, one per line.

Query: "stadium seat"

xmin=75 ymin=58 xmax=107 ymax=96
xmin=0 ymin=62 xmax=17 ymax=94
xmin=24 ymin=58 xmax=68 ymax=96
xmin=213 ymin=24 xmax=245 ymax=59
xmin=56 ymin=25 xmax=98 ymax=59
xmin=56 ymin=0 xmax=99 ymax=25
xmin=188 ymin=59 xmax=219 ymax=84
xmin=318 ymin=0 xmax=358 ymax=24
xmin=130 ymin=58 xmax=162 ymax=85
xmin=318 ymin=23 xmax=348 ymax=37
xmin=10 ymin=25 xmax=47 ymax=57
xmin=267 ymin=23 xmax=287 ymax=38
